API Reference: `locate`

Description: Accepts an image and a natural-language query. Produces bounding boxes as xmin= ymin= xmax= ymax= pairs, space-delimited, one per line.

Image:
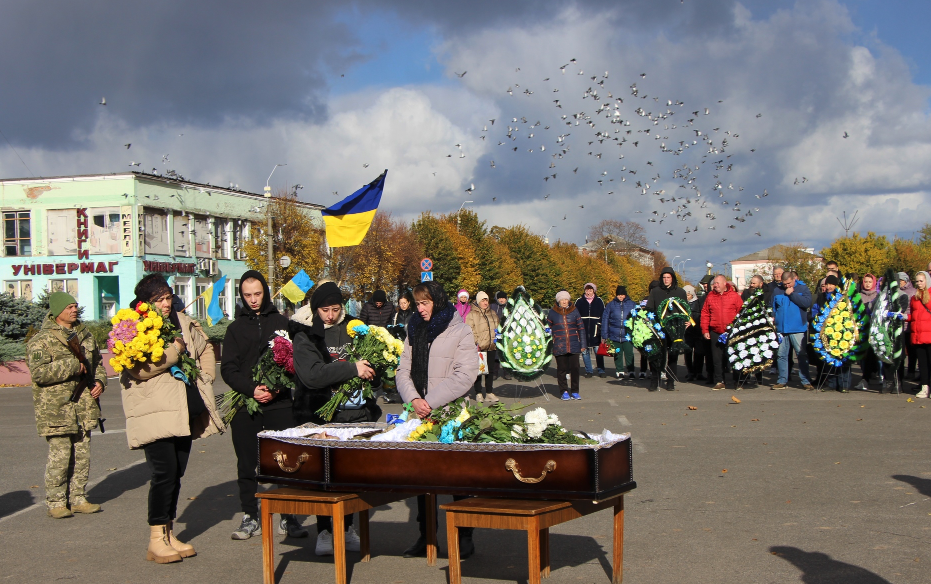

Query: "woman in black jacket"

xmin=221 ymin=271 xmax=306 ymax=541
xmin=292 ymin=281 xmax=380 ymax=556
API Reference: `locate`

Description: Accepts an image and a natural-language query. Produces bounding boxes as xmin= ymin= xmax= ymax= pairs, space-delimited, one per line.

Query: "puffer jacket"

xmin=465 ymin=303 xmax=499 ymax=351
xmin=397 ymin=312 xmax=478 ymax=409
xmin=575 ymin=295 xmax=605 ymax=346
xmin=120 ymin=311 xmax=223 ymax=449
xmin=359 ymin=301 xmax=396 ymax=328
xmin=26 ymin=315 xmax=107 ymax=436
xmin=547 ymin=305 xmax=586 ymax=356
xmin=909 ymin=294 xmax=931 ymax=345
xmin=601 ymin=297 xmax=636 ymax=342
xmin=772 ymin=280 xmax=812 ymax=334
xmin=701 ymin=282 xmax=744 ymax=335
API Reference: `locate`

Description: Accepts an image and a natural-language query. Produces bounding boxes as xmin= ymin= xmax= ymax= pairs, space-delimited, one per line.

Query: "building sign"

xmin=121 ymin=205 xmax=134 ymax=256
xmin=143 ymin=260 xmax=196 ymax=274
xmin=77 ymin=208 xmax=89 ymax=260
xmin=12 ymin=261 xmax=118 ymax=276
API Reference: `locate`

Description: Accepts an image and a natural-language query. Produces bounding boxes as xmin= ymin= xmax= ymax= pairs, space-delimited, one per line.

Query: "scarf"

xmin=406 ymin=302 xmax=456 ymax=398
xmin=455 ymin=300 xmax=471 ymax=321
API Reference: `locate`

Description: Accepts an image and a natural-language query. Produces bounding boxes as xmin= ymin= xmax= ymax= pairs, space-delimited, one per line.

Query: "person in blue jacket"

xmin=771 ymin=271 xmax=814 ymax=390
xmin=601 ymin=286 xmax=637 ymax=379
xmin=548 ymin=290 xmax=587 ymax=400
xmin=575 ymin=283 xmax=606 ymax=378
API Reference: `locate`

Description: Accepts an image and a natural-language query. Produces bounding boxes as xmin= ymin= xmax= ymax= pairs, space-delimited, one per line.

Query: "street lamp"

xmin=604 ymin=240 xmax=616 ymax=262
xmin=543 ymin=225 xmax=555 ymax=244
xmin=678 ymin=258 xmax=691 ymax=274
xmin=457 ymin=200 xmax=473 ymax=232
xmin=706 ymin=261 xmax=713 ymax=275
xmin=265 ymin=163 xmax=286 ymax=296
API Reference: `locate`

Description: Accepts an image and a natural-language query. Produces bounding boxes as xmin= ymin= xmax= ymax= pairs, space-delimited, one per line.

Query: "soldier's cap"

xmin=699 ymin=275 xmax=714 ymax=284
xmin=49 ymin=292 xmax=77 ymax=317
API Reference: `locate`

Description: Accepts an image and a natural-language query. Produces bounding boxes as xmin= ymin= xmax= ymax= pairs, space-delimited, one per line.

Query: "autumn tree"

xmin=241 ymin=190 xmax=325 ymax=293
xmin=820 ymin=232 xmax=892 ymax=278
xmin=587 ymin=219 xmax=648 ymax=256
xmin=492 ymin=225 xmax=559 ymax=306
xmin=888 ymin=237 xmax=928 ymax=278
xmin=450 ymin=209 xmax=508 ymax=295
xmin=549 ymin=241 xmax=618 ymax=300
xmin=438 ymin=220 xmax=481 ymax=294
xmin=326 ymin=213 xmax=413 ymax=298
xmin=608 ymin=255 xmax=654 ymax=301
xmin=771 ymin=243 xmax=824 ymax=289
xmin=411 ymin=212 xmax=461 ymax=299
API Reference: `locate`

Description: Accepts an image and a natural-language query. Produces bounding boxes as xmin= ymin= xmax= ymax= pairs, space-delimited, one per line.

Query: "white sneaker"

xmin=660 ymin=372 xmax=667 ymax=381
xmin=485 ymin=393 xmax=499 ymax=403
xmin=316 ymin=530 xmax=334 ymax=556
xmin=475 ymin=394 xmax=484 ymax=403
xmin=917 ymin=386 xmax=929 ymax=399
xmin=856 ymin=380 xmax=868 ymax=391
xmin=616 ymin=371 xmax=624 ymax=379
xmin=345 ymin=525 xmax=361 ymax=552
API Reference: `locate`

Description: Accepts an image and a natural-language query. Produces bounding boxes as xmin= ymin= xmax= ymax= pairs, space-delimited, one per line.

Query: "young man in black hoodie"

xmin=221 ymin=271 xmax=308 ymax=541
xmin=646 ymin=267 xmax=688 ymax=391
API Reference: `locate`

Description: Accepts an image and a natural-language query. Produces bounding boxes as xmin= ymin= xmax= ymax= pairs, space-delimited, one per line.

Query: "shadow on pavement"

xmin=891 ymin=475 xmax=931 ymax=498
xmin=87 ymin=462 xmax=150 ymax=505
xmin=769 ymin=546 xmax=892 ymax=584
xmin=174 ymin=480 xmax=239 ymax=542
xmin=0 ymin=490 xmax=35 ymax=519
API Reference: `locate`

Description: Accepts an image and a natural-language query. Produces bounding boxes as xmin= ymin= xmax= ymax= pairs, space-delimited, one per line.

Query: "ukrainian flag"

xmin=322 ymin=170 xmax=387 ymax=247
xmin=201 ymin=275 xmax=227 ymax=327
xmin=280 ymin=270 xmax=314 ymax=305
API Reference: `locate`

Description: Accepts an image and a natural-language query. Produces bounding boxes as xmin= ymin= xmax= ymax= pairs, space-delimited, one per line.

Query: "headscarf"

xmin=407 ymin=281 xmax=456 ymax=398
xmin=858 ymin=273 xmax=878 ymax=304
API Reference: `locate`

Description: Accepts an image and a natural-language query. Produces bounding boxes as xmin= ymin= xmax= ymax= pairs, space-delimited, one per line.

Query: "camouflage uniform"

xmin=26 ymin=315 xmax=107 ymax=509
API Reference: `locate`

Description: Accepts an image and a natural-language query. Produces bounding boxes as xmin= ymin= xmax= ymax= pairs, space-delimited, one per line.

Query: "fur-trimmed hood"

xmin=292 ymin=304 xmax=346 ymax=327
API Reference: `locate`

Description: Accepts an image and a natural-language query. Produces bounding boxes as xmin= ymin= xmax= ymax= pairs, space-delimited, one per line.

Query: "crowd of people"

xmin=23 ymin=257 xmax=931 ymax=564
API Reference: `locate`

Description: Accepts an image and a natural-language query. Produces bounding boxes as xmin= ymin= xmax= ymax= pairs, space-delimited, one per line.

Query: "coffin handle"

xmin=505 ymin=458 xmax=556 ymax=483
xmin=272 ymin=450 xmax=310 ymax=473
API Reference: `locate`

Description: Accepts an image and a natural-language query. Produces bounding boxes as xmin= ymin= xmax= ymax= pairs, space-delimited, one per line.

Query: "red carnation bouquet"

xmin=215 ymin=330 xmax=296 ymax=425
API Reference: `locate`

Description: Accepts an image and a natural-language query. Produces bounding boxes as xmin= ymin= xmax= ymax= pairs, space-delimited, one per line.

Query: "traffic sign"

xmin=420 ymin=258 xmax=433 ymax=271
xmin=420 ymin=271 xmax=433 ymax=282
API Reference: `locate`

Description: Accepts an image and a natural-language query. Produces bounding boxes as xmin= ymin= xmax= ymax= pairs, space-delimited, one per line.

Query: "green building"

xmin=0 ymin=172 xmax=323 ymax=320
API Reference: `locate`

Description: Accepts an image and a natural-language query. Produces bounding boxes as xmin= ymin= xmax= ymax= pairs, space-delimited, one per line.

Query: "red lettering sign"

xmin=42 ymin=264 xmax=53 ymax=275
xmin=12 ymin=265 xmax=21 ymax=276
xmin=24 ymin=265 xmax=35 ymax=276
xmin=67 ymin=263 xmax=78 ymax=274
xmin=55 ymin=264 xmax=65 ymax=274
xmin=80 ymin=262 xmax=95 ymax=274
xmin=76 ymin=208 xmax=89 ymax=259
xmin=108 ymin=261 xmax=118 ymax=272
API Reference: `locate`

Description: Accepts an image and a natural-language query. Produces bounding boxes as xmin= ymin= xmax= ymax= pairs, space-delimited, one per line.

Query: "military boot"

xmin=147 ymin=525 xmax=183 ymax=563
xmin=70 ymin=498 xmax=101 ymax=514
xmin=47 ymin=505 xmax=73 ymax=519
xmin=167 ymin=520 xmax=196 ymax=557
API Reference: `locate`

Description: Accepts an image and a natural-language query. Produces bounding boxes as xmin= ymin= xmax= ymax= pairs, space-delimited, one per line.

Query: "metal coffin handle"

xmin=272 ymin=450 xmax=310 ymax=473
xmin=505 ymin=458 xmax=556 ymax=484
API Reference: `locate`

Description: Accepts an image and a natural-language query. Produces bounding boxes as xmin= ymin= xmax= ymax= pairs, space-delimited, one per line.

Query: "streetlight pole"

xmin=457 ymin=200 xmax=473 ymax=232
xmin=604 ymin=240 xmax=616 ymax=262
xmin=543 ymin=225 xmax=555 ymax=244
xmin=706 ymin=261 xmax=713 ymax=275
xmin=264 ymin=163 xmax=286 ymax=296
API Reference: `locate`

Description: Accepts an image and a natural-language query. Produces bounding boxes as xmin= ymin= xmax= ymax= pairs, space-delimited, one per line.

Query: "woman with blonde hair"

xmin=908 ymin=271 xmax=931 ymax=398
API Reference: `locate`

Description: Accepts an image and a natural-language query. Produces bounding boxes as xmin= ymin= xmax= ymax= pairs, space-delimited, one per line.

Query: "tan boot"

xmin=47 ymin=505 xmax=73 ymax=519
xmin=167 ymin=520 xmax=196 ymax=557
xmin=147 ymin=525 xmax=183 ymax=563
xmin=70 ymin=498 xmax=101 ymax=514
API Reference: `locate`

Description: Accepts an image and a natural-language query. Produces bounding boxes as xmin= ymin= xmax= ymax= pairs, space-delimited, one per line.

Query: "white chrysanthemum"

xmin=524 ymin=408 xmax=548 ymax=426
xmin=752 ymin=355 xmax=762 ymax=362
xmin=739 ymin=350 xmax=749 ymax=358
xmin=747 ymin=338 xmax=757 ymax=346
xmin=734 ymin=361 xmax=744 ymax=370
xmin=763 ymin=350 xmax=773 ymax=359
xmin=526 ymin=423 xmax=546 ymax=439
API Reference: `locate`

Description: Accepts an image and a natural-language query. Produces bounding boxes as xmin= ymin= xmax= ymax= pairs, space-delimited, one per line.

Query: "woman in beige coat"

xmin=396 ymin=280 xmax=478 ymax=559
xmin=464 ymin=291 xmax=500 ymax=403
xmin=119 ymin=274 xmax=223 ymax=564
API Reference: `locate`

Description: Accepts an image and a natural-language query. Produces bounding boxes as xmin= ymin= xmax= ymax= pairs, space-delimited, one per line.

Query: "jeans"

xmin=777 ymin=333 xmax=810 ymax=385
xmin=581 ymin=347 xmax=605 ymax=374
xmin=143 ymin=436 xmax=192 ymax=525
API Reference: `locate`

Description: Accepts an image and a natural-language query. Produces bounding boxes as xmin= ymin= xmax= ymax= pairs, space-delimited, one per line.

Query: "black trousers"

xmin=710 ymin=339 xmax=733 ymax=385
xmin=905 ymin=337 xmax=917 ymax=376
xmin=914 ymin=344 xmax=931 ymax=386
xmin=415 ymin=495 xmax=473 ymax=538
xmin=555 ymin=353 xmax=580 ymax=393
xmin=230 ymin=404 xmax=295 ymax=516
xmin=143 ymin=436 xmax=192 ymax=525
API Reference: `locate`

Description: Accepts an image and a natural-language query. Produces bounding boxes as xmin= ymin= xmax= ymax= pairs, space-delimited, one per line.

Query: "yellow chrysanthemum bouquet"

xmin=315 ymin=319 xmax=405 ymax=421
xmin=107 ymin=302 xmax=198 ymax=381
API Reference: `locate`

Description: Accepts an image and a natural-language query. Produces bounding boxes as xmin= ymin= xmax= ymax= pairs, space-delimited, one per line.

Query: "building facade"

xmin=0 ymin=172 xmax=323 ymax=320
xmin=730 ymin=244 xmax=821 ymax=291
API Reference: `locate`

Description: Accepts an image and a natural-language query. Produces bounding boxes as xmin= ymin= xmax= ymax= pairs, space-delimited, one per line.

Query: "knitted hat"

xmin=457 ymin=289 xmax=469 ymax=300
xmin=372 ymin=290 xmax=388 ymax=304
xmin=475 ymin=291 xmax=489 ymax=303
xmin=615 ymin=285 xmax=627 ymax=296
xmin=897 ymin=272 xmax=910 ymax=283
xmin=311 ymin=281 xmax=344 ymax=311
xmin=584 ymin=282 xmax=597 ymax=292
xmin=683 ymin=285 xmax=696 ymax=298
xmin=495 ymin=291 xmax=508 ymax=300
xmin=824 ymin=275 xmax=839 ymax=286
xmin=555 ymin=290 xmax=571 ymax=303
xmin=49 ymin=292 xmax=76 ymax=318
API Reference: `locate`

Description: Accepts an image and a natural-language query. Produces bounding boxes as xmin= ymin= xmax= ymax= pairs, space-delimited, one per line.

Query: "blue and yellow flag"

xmin=322 ymin=170 xmax=387 ymax=247
xmin=280 ymin=270 xmax=314 ymax=305
xmin=201 ymin=275 xmax=227 ymax=326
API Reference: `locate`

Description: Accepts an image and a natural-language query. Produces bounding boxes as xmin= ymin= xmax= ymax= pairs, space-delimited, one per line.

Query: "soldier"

xmin=26 ymin=292 xmax=106 ymax=518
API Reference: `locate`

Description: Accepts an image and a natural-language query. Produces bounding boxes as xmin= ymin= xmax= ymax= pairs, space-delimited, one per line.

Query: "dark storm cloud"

xmin=0 ymin=0 xmax=364 ymax=148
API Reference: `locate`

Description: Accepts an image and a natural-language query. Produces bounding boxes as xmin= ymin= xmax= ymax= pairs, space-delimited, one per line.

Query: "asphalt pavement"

xmin=1 ymin=366 xmax=929 ymax=584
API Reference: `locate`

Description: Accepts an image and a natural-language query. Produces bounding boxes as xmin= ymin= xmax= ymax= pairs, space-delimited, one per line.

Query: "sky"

xmin=1 ymin=0 xmax=929 ymax=284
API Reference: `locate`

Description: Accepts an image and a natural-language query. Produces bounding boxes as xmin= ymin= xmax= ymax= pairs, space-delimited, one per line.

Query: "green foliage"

xmin=0 ymin=293 xmax=47 ymax=341
xmin=411 ymin=212 xmax=461 ymax=299
xmin=83 ymin=320 xmax=112 ymax=349
xmin=494 ymin=225 xmax=559 ymax=306
xmin=820 ymin=232 xmax=891 ymax=277
xmin=0 ymin=337 xmax=27 ymax=363
xmin=196 ymin=318 xmax=230 ymax=343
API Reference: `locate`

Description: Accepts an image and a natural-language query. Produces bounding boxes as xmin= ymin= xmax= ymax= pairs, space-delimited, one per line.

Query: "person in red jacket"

xmin=701 ymin=275 xmax=744 ymax=390
xmin=909 ymin=271 xmax=931 ymax=398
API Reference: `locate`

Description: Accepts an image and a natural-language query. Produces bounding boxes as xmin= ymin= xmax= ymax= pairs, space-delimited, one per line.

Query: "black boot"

xmin=459 ymin=530 xmax=475 ymax=559
xmin=665 ymin=377 xmax=676 ymax=391
xmin=648 ymin=375 xmax=659 ymax=392
xmin=403 ymin=535 xmax=428 ymax=558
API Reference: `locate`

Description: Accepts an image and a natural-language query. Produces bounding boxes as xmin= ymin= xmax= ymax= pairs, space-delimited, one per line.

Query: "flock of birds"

xmin=438 ymin=61 xmax=848 ymax=249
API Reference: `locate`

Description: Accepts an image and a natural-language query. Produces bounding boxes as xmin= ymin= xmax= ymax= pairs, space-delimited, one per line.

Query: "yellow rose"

xmin=830 ymin=348 xmax=842 ymax=356
xmin=832 ymin=332 xmax=842 ymax=341
xmin=824 ymin=327 xmax=834 ymax=336
xmin=836 ymin=302 xmax=847 ymax=310
xmin=843 ymin=331 xmax=852 ymax=340
xmin=825 ymin=317 xmax=834 ymax=326
xmin=839 ymin=340 xmax=849 ymax=349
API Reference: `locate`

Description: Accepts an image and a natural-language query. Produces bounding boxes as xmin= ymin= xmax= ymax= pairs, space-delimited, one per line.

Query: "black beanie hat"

xmin=372 ymin=290 xmax=388 ymax=304
xmin=496 ymin=290 xmax=508 ymax=300
xmin=311 ymin=281 xmax=344 ymax=312
xmin=824 ymin=275 xmax=839 ymax=286
xmin=616 ymin=285 xmax=627 ymax=296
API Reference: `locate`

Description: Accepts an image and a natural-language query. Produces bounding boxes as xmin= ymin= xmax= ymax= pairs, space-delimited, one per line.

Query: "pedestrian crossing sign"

xmin=420 ymin=271 xmax=433 ymax=282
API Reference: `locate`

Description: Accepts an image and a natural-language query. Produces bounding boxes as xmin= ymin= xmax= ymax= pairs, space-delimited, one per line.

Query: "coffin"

xmin=257 ymin=423 xmax=636 ymax=501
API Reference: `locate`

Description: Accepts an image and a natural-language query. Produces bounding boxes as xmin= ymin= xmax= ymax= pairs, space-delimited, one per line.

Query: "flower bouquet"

xmin=315 ymin=320 xmax=405 ymax=421
xmin=842 ymin=279 xmax=871 ymax=363
xmin=811 ymin=290 xmax=861 ymax=367
xmin=657 ymin=297 xmax=693 ymax=356
xmin=405 ymin=397 xmax=595 ymax=445
xmin=725 ymin=288 xmax=780 ymax=374
xmin=496 ymin=287 xmax=553 ymax=381
xmin=215 ymin=330 xmax=296 ymax=426
xmin=108 ymin=302 xmax=198 ymax=381
xmin=604 ymin=339 xmax=625 ymax=356
xmin=624 ymin=307 xmax=666 ymax=365
xmin=868 ymin=271 xmax=906 ymax=366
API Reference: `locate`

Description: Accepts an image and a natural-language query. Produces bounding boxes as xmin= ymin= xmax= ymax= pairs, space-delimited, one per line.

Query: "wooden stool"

xmin=255 ymin=487 xmax=407 ymax=584
xmin=441 ymin=495 xmax=625 ymax=584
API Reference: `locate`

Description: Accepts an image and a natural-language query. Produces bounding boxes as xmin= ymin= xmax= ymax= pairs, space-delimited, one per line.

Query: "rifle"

xmin=64 ymin=330 xmax=106 ymax=433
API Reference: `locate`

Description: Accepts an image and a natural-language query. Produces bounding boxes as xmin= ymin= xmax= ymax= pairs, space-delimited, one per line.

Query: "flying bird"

xmin=455 ymin=71 xmax=467 ymax=78
xmin=99 ymin=97 xmax=106 ymax=106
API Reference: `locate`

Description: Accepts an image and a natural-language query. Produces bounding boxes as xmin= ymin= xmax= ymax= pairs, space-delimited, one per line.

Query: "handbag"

xmin=477 ymin=351 xmax=489 ymax=375
xmin=596 ymin=341 xmax=609 ymax=357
